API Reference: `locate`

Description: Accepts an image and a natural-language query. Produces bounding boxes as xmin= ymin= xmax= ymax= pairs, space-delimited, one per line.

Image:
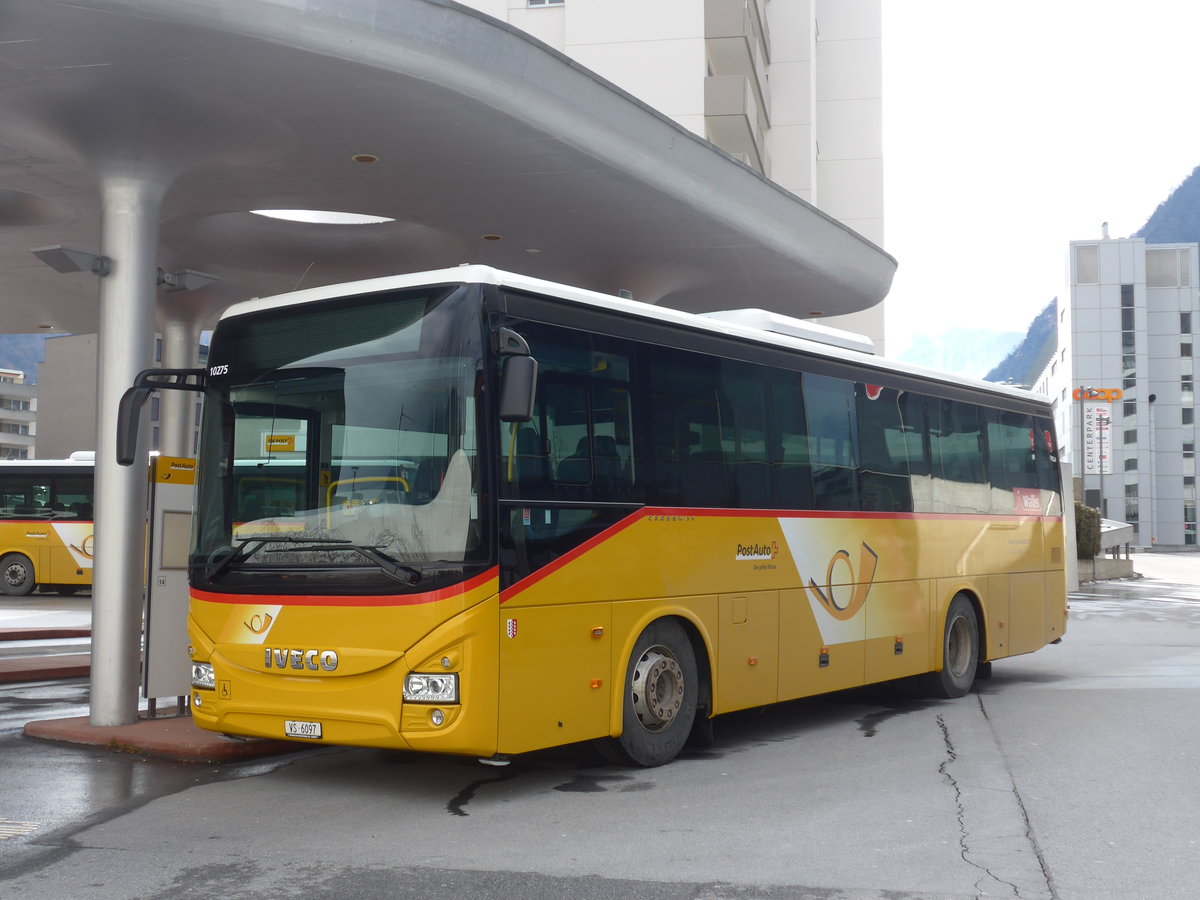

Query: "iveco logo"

xmin=263 ymin=648 xmax=339 ymax=671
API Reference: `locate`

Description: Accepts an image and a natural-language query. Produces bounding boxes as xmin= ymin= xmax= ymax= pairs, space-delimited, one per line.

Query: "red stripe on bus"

xmin=191 ymin=566 xmax=499 ymax=607
xmin=498 ymin=506 xmax=1064 ymax=602
xmin=499 ymin=509 xmax=646 ymax=603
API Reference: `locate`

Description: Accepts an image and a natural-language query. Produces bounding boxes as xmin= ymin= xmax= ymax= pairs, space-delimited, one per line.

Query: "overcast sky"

xmin=881 ymin=0 xmax=1200 ymax=356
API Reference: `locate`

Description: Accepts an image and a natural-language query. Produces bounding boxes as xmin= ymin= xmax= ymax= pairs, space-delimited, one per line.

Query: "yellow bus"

xmin=120 ymin=266 xmax=1067 ymax=766
xmin=0 ymin=453 xmax=95 ymax=596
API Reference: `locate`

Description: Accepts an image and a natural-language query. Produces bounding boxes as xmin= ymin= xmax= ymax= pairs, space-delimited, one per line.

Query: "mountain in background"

xmin=1135 ymin=165 xmax=1200 ymax=243
xmin=983 ymin=299 xmax=1057 ymax=386
xmin=896 ymin=329 xmax=1022 ymax=380
xmin=0 ymin=334 xmax=47 ymax=382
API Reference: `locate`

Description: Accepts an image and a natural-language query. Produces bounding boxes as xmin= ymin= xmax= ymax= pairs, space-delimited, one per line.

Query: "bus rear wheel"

xmin=601 ymin=619 xmax=698 ymax=767
xmin=920 ymin=595 xmax=979 ymax=699
xmin=1 ymin=553 xmax=36 ymax=597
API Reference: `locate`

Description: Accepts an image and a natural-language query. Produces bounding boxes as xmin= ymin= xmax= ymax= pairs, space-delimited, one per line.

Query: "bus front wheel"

xmin=1 ymin=553 xmax=36 ymax=597
xmin=920 ymin=595 xmax=979 ymax=699
xmin=601 ymin=619 xmax=698 ymax=767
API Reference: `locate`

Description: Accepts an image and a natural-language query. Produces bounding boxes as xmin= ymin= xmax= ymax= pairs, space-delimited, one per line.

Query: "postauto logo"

xmin=1073 ymin=387 xmax=1123 ymax=402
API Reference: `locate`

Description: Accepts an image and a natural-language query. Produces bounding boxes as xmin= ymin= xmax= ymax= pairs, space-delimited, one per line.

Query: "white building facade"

xmin=458 ymin=0 xmax=886 ymax=348
xmin=1047 ymin=237 xmax=1199 ymax=548
xmin=0 ymin=368 xmax=36 ymax=459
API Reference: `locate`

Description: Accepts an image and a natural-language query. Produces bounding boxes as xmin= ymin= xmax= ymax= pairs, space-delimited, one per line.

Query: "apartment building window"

xmin=1124 ymin=458 xmax=1138 ymax=471
xmin=1124 ymin=429 xmax=1137 ymax=444
xmin=1185 ymin=342 xmax=1194 ymax=357
xmin=0 ymin=423 xmax=30 ymax=435
xmin=1186 ymin=442 xmax=1196 ymax=458
xmin=1148 ymin=249 xmax=1189 ymax=287
xmin=1186 ymin=500 xmax=1197 ymax=545
xmin=1075 ymin=245 xmax=1099 ymax=283
xmin=1184 ymin=312 xmax=1193 ymax=334
xmin=1185 ymin=408 xmax=1195 ymax=426
xmin=1184 ymin=375 xmax=1195 ymax=402
xmin=1123 ymin=400 xmax=1136 ymax=417
xmin=527 ymin=0 xmax=564 ymax=6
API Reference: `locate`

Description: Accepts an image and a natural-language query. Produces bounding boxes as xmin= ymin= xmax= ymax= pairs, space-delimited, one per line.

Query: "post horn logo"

xmin=244 ymin=613 xmax=274 ymax=635
xmin=805 ymin=542 xmax=879 ymax=621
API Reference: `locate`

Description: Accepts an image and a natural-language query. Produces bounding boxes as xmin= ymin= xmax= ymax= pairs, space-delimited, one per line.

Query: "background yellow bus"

xmin=122 ymin=266 xmax=1067 ymax=766
xmin=0 ymin=452 xmax=95 ymax=596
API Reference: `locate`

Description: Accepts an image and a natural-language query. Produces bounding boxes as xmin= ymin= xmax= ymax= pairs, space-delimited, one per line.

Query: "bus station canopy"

xmin=1 ymin=0 xmax=896 ymax=335
xmin=0 ymin=0 xmax=897 ymax=728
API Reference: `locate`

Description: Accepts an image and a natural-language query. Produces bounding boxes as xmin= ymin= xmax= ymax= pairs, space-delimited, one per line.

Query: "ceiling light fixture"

xmin=249 ymin=209 xmax=394 ymax=225
xmin=31 ymin=244 xmax=111 ymax=276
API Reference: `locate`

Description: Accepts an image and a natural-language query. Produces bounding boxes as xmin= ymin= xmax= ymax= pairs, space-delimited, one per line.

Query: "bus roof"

xmin=219 ymin=266 xmax=1049 ymax=410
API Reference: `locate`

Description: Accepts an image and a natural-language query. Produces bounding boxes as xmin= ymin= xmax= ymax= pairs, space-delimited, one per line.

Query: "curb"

xmin=23 ymin=714 xmax=301 ymax=763
xmin=0 ymin=628 xmax=92 ymax=642
xmin=0 ymin=653 xmax=90 ymax=683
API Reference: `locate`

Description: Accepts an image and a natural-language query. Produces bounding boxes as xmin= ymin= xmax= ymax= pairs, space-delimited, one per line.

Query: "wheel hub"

xmin=631 ymin=646 xmax=684 ymax=733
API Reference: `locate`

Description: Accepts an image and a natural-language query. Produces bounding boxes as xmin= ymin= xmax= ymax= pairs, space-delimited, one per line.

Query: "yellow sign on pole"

xmin=264 ymin=434 xmax=297 ymax=453
xmin=153 ymin=456 xmax=196 ymax=485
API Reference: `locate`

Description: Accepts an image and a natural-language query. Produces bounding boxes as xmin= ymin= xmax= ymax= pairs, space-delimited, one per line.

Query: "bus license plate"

xmin=284 ymin=720 xmax=322 ymax=739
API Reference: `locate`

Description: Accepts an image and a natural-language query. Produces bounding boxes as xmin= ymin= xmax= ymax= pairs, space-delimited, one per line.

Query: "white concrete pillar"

xmin=89 ymin=173 xmax=167 ymax=727
xmin=158 ymin=316 xmax=200 ymax=458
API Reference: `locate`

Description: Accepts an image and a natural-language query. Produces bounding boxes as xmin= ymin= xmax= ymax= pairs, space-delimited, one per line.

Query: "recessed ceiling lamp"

xmin=808 ymin=311 xmax=825 ymax=317
xmin=352 ymin=153 xmax=380 ymax=163
xmin=481 ymin=234 xmax=503 ymax=241
xmin=249 ymin=209 xmax=395 ymax=225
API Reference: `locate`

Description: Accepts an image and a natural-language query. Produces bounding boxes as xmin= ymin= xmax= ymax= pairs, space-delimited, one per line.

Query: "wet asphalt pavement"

xmin=1 ymin=552 xmax=1198 ymax=899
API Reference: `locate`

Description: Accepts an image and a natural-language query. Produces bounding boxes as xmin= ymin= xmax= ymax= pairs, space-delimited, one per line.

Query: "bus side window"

xmin=856 ymin=384 xmax=915 ymax=513
xmin=770 ymin=373 xmax=814 ymax=510
xmin=804 ymin=374 xmax=859 ymax=510
xmin=985 ymin=410 xmax=1041 ymax=514
xmin=931 ymin=400 xmax=989 ymax=514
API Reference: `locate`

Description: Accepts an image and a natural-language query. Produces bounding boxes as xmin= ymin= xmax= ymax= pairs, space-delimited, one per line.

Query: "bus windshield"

xmin=191 ymin=284 xmax=487 ymax=592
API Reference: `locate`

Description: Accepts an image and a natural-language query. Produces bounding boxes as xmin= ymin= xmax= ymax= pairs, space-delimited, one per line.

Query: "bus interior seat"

xmin=593 ymin=435 xmax=623 ymax=489
xmin=514 ymin=425 xmax=550 ymax=487
xmin=555 ymin=437 xmax=590 ymax=484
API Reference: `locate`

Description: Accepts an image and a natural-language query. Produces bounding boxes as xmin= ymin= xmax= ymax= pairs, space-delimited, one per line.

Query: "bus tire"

xmin=1 ymin=553 xmax=36 ymax=597
xmin=920 ymin=595 xmax=979 ymax=699
xmin=602 ymin=619 xmax=698 ymax=767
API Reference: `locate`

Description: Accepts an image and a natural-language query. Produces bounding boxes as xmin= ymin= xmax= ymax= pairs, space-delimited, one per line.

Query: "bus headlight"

xmin=404 ymin=672 xmax=458 ymax=703
xmin=191 ymin=662 xmax=215 ymax=690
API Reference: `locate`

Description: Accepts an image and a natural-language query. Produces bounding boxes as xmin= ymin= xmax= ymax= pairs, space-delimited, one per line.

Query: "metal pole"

xmin=89 ymin=173 xmax=166 ymax=727
xmin=1098 ymin=412 xmax=1108 ymax=518
xmin=158 ymin=316 xmax=200 ymax=458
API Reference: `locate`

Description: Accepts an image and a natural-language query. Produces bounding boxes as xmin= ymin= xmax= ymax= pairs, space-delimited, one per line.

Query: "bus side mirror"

xmin=116 ymin=385 xmax=154 ymax=465
xmin=499 ymin=355 xmax=538 ymax=423
xmin=116 ymin=368 xmax=208 ymax=466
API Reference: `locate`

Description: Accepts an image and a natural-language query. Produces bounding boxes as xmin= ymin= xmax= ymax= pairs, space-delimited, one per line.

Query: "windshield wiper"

xmin=204 ymin=535 xmax=421 ymax=585
xmin=204 ymin=537 xmax=272 ymax=583
xmin=261 ymin=536 xmax=422 ymax=585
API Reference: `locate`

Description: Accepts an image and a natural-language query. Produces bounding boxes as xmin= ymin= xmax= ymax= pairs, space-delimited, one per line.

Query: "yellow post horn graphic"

xmin=806 ymin=542 xmax=879 ymax=621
